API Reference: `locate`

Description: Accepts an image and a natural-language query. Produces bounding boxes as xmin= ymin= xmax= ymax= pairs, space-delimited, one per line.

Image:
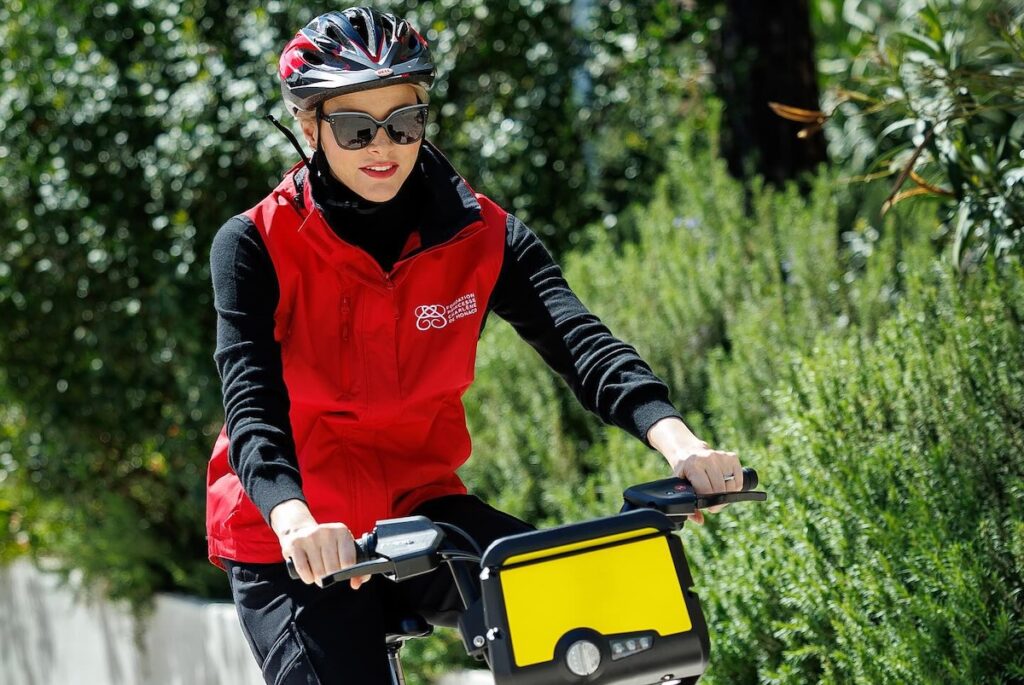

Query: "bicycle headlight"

xmin=566 ymin=640 xmax=601 ymax=676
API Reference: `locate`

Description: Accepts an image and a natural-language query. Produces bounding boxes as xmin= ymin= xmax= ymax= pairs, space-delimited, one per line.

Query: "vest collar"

xmin=285 ymin=139 xmax=483 ymax=249
xmin=278 ymin=140 xmax=486 ymax=286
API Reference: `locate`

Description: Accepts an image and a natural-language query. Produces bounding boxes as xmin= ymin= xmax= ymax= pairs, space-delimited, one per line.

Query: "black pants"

xmin=223 ymin=494 xmax=534 ymax=685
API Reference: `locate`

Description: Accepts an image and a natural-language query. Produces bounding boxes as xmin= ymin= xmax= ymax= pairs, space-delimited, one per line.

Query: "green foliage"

xmin=446 ymin=103 xmax=1023 ymax=682
xmin=694 ymin=261 xmax=1024 ymax=684
xmin=0 ymin=0 xmax=242 ymax=603
xmin=401 ymin=628 xmax=478 ymax=685
xmin=463 ymin=100 xmax=931 ymax=520
xmin=396 ymin=0 xmax=713 ymax=250
xmin=814 ymin=0 xmax=1024 ymax=270
xmin=0 ymin=398 xmax=31 ymax=563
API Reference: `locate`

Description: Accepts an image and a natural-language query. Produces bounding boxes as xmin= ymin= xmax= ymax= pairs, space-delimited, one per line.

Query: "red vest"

xmin=206 ymin=154 xmax=506 ymax=569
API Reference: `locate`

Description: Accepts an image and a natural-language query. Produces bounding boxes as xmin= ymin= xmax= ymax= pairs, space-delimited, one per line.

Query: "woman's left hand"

xmin=646 ymin=417 xmax=744 ymax=525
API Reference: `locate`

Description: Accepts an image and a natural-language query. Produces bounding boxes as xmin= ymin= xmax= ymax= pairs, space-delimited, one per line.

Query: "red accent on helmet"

xmin=278 ymin=33 xmax=319 ymax=80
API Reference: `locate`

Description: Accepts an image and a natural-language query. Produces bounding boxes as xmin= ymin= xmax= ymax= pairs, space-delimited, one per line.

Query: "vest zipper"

xmin=339 ymin=295 xmax=355 ymax=396
xmin=340 ymin=297 xmax=352 ymax=342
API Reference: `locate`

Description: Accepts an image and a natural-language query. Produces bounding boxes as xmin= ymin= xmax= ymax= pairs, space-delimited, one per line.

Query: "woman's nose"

xmin=368 ymin=126 xmax=393 ymax=147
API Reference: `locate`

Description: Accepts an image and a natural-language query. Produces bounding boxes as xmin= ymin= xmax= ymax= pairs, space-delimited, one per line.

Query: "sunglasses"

xmin=319 ymin=103 xmax=429 ymax=151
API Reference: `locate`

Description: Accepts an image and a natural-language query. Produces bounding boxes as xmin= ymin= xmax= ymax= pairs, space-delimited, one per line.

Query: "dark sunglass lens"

xmin=385 ymin=108 xmax=427 ymax=145
xmin=331 ymin=117 xmax=377 ymax=150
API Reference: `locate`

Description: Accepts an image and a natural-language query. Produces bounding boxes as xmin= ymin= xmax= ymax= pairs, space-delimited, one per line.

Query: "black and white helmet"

xmin=278 ymin=7 xmax=435 ymax=115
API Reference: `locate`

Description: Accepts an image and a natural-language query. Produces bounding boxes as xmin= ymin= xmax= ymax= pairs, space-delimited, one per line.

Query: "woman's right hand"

xmin=270 ymin=499 xmax=371 ymax=590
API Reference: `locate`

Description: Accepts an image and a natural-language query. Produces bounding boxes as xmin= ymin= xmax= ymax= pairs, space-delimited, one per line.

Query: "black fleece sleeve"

xmin=487 ymin=213 xmax=683 ymax=446
xmin=210 ymin=216 xmax=307 ymax=526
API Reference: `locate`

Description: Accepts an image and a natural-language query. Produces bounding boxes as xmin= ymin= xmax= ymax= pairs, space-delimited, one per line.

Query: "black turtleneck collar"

xmin=308 ymin=147 xmax=427 ymax=273
xmin=292 ymin=139 xmax=483 ymax=271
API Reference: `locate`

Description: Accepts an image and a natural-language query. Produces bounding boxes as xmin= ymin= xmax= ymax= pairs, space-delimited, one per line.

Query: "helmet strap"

xmin=265 ymin=112 xmax=314 ymax=176
xmin=315 ymin=101 xmax=326 ymax=180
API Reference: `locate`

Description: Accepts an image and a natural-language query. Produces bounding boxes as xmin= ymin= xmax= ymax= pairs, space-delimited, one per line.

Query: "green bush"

xmin=815 ymin=0 xmax=1024 ymax=270
xmin=0 ymin=398 xmax=31 ymax=564
xmin=443 ymin=103 xmax=1023 ymax=682
xmin=462 ymin=100 xmax=936 ymax=525
xmin=694 ymin=260 xmax=1024 ymax=684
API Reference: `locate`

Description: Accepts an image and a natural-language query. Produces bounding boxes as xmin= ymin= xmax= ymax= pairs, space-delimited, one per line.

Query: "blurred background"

xmin=1 ymin=0 xmax=1022 ymax=682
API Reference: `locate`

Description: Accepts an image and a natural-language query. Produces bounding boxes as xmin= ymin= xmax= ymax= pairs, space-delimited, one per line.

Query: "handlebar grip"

xmin=285 ymin=531 xmax=375 ymax=581
xmin=741 ymin=467 xmax=758 ymax=492
xmin=621 ymin=466 xmax=765 ymax=519
xmin=354 ymin=533 xmax=374 ymax=563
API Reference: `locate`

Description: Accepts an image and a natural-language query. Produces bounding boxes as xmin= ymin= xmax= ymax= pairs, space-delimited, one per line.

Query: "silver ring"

xmin=722 ymin=472 xmax=735 ymax=482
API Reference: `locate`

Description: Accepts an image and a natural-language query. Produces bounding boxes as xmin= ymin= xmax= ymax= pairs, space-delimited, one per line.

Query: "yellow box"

xmin=480 ymin=509 xmax=708 ymax=685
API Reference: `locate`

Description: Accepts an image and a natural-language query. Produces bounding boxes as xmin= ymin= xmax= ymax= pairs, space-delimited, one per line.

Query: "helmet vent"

xmin=325 ymin=23 xmax=345 ymax=45
xmin=348 ymin=13 xmax=368 ymax=41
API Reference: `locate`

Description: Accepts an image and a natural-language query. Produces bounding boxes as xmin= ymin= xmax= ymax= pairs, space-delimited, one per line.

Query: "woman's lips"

xmin=360 ymin=163 xmax=398 ymax=179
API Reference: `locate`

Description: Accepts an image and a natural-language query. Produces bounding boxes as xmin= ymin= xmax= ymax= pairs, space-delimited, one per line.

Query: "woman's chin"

xmin=365 ymin=190 xmax=399 ymax=203
xmin=352 ymin=181 xmax=402 ymax=204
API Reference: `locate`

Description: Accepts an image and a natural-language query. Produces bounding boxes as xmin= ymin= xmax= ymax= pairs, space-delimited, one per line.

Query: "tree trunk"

xmin=713 ymin=0 xmax=828 ymax=186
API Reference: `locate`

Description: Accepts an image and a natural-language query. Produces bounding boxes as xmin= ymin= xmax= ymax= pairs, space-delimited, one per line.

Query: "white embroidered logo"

xmin=415 ymin=304 xmax=447 ymax=330
xmin=415 ymin=293 xmax=477 ymax=331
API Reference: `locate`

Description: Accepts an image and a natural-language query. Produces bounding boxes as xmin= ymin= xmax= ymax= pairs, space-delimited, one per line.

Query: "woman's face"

xmin=301 ymin=84 xmax=422 ymax=203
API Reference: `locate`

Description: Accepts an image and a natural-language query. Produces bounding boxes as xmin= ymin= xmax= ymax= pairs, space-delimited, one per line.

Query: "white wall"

xmin=0 ymin=558 xmax=492 ymax=685
xmin=0 ymin=557 xmax=262 ymax=685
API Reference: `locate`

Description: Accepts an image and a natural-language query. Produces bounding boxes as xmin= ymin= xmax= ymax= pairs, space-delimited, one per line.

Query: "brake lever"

xmin=318 ymin=558 xmax=395 ymax=588
xmin=694 ymin=490 xmax=767 ymax=511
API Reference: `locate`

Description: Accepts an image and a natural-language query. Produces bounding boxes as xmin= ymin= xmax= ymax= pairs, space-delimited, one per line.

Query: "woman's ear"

xmin=299 ymin=117 xmax=318 ymax=149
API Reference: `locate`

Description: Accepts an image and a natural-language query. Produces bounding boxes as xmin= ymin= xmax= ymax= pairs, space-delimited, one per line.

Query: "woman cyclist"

xmin=205 ymin=7 xmax=747 ymax=683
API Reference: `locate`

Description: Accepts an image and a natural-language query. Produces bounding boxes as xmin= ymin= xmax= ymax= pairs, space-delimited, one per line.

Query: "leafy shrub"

xmin=694 ymin=260 xmax=1024 ymax=684
xmin=0 ymin=398 xmax=31 ymax=564
xmin=462 ymin=100 xmax=934 ymax=525
xmin=815 ymin=0 xmax=1024 ymax=271
xmin=446 ymin=103 xmax=1022 ymax=683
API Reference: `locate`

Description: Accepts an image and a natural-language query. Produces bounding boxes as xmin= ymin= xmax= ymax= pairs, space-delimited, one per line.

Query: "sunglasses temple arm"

xmin=265 ymin=113 xmax=314 ymax=176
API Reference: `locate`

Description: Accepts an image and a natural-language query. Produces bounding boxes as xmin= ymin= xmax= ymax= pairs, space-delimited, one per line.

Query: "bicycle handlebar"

xmin=285 ymin=469 xmax=766 ymax=586
xmin=621 ymin=467 xmax=765 ymax=518
xmin=285 ymin=516 xmax=444 ymax=588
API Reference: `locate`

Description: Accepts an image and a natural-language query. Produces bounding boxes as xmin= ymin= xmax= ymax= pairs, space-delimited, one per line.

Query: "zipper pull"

xmin=383 ymin=275 xmax=399 ymax=319
xmin=340 ymin=297 xmax=351 ymax=342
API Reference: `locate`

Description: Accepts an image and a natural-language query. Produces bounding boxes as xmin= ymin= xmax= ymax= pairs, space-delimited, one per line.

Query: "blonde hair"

xmin=293 ymin=108 xmax=317 ymax=125
xmin=288 ymin=83 xmax=430 ymax=123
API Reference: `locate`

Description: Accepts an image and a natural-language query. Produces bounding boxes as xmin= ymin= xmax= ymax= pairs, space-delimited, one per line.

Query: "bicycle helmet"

xmin=278 ymin=7 xmax=435 ymax=116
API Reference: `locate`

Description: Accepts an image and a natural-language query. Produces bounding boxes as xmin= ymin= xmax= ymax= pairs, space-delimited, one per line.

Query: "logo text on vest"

xmin=414 ymin=293 xmax=477 ymax=331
